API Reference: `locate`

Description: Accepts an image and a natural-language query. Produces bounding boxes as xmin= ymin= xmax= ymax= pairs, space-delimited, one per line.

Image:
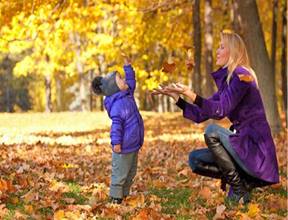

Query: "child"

xmin=91 ymin=57 xmax=144 ymax=204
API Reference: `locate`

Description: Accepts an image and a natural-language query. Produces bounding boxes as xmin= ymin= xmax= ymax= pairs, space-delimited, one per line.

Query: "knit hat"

xmin=91 ymin=71 xmax=120 ymax=96
xmin=101 ymin=71 xmax=121 ymax=96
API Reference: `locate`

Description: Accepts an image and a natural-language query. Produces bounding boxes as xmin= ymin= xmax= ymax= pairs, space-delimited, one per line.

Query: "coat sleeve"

xmin=176 ymin=91 xmax=220 ymax=123
xmin=176 ymin=98 xmax=209 ymax=123
xmin=196 ymin=73 xmax=250 ymax=119
xmin=124 ymin=64 xmax=136 ymax=93
xmin=109 ymin=104 xmax=124 ymax=146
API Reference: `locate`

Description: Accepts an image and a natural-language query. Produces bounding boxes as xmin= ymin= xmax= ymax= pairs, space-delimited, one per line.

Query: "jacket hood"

xmin=104 ymin=90 xmax=130 ymax=115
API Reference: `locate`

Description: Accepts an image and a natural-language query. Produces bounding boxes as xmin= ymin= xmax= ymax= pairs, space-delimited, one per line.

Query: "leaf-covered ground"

xmin=0 ymin=112 xmax=286 ymax=220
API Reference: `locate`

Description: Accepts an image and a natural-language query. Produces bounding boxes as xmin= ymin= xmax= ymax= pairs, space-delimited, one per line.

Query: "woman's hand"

xmin=151 ymin=86 xmax=179 ymax=102
xmin=164 ymin=83 xmax=197 ymax=102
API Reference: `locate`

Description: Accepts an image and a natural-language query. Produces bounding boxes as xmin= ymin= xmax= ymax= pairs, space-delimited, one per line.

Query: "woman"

xmin=153 ymin=31 xmax=279 ymax=203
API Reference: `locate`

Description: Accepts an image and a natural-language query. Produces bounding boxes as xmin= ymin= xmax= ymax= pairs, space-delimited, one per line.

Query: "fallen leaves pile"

xmin=0 ymin=112 xmax=286 ymax=219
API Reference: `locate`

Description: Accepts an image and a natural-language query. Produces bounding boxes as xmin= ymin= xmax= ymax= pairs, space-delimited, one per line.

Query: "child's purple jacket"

xmin=177 ymin=66 xmax=279 ymax=184
xmin=104 ymin=65 xmax=144 ymax=154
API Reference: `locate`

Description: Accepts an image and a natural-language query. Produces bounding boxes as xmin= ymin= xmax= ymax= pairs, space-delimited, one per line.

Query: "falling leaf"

xmin=162 ymin=61 xmax=176 ymax=73
xmin=186 ymin=48 xmax=194 ymax=70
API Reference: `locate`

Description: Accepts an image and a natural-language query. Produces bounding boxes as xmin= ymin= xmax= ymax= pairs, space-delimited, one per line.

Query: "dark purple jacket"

xmin=104 ymin=65 xmax=144 ymax=154
xmin=176 ymin=66 xmax=279 ymax=184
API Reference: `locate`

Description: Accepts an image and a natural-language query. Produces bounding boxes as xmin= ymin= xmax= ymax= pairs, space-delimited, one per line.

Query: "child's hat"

xmin=100 ymin=71 xmax=120 ymax=96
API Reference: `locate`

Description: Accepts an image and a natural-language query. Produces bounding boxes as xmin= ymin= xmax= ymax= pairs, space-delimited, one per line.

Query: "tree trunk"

xmin=236 ymin=0 xmax=281 ymax=134
xmin=45 ymin=75 xmax=52 ymax=112
xmin=204 ymin=0 xmax=214 ymax=97
xmin=89 ymin=69 xmax=94 ymax=111
xmin=231 ymin=0 xmax=241 ymax=32
xmin=192 ymin=0 xmax=202 ymax=94
xmin=281 ymin=0 xmax=287 ymax=127
xmin=75 ymin=34 xmax=87 ymax=112
xmin=271 ymin=0 xmax=278 ymax=73
xmin=56 ymin=76 xmax=62 ymax=111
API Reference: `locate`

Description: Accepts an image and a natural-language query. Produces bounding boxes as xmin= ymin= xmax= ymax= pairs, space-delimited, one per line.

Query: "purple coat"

xmin=104 ymin=65 xmax=144 ymax=154
xmin=177 ymin=66 xmax=279 ymax=184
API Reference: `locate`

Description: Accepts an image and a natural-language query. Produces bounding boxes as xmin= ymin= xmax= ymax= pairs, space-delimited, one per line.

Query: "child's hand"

xmin=113 ymin=144 xmax=121 ymax=153
xmin=121 ymin=51 xmax=132 ymax=65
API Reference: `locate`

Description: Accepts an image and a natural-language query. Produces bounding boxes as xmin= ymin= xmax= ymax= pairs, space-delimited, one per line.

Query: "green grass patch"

xmin=267 ymin=186 xmax=288 ymax=198
xmin=61 ymin=191 xmax=87 ymax=205
xmin=149 ymin=187 xmax=192 ymax=216
xmin=3 ymin=210 xmax=15 ymax=220
xmin=38 ymin=207 xmax=53 ymax=217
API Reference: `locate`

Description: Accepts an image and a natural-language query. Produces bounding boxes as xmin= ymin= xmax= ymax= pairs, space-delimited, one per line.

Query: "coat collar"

xmin=211 ymin=66 xmax=228 ymax=89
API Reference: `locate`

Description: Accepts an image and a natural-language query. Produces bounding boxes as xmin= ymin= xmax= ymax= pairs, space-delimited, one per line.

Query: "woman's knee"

xmin=188 ymin=151 xmax=200 ymax=172
xmin=205 ymin=124 xmax=221 ymax=137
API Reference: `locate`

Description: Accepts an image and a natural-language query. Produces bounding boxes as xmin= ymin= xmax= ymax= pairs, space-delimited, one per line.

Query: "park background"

xmin=0 ymin=0 xmax=287 ymax=219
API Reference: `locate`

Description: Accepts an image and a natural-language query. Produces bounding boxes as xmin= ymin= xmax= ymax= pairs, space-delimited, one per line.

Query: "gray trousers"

xmin=110 ymin=151 xmax=138 ymax=199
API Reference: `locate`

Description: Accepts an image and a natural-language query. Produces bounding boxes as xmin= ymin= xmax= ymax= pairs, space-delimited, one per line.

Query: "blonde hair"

xmin=221 ymin=30 xmax=258 ymax=86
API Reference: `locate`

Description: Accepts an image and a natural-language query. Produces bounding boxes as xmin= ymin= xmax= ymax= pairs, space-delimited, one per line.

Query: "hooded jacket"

xmin=104 ymin=65 xmax=144 ymax=154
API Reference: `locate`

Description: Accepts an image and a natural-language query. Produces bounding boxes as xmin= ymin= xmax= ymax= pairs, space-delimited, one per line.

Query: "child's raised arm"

xmin=124 ymin=64 xmax=136 ymax=93
xmin=122 ymin=53 xmax=136 ymax=93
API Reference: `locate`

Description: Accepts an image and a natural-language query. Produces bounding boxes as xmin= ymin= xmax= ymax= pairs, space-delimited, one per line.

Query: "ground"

xmin=0 ymin=112 xmax=286 ymax=219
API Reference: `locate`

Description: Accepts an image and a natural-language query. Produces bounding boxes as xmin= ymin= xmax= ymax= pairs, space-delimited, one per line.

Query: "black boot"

xmin=204 ymin=134 xmax=250 ymax=203
xmin=189 ymin=149 xmax=228 ymax=191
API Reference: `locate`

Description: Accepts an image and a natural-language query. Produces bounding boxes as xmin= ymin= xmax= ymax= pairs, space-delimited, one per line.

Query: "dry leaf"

xmin=198 ymin=187 xmax=212 ymax=200
xmin=247 ymin=203 xmax=260 ymax=218
xmin=162 ymin=61 xmax=176 ymax=73
xmin=213 ymin=204 xmax=226 ymax=220
xmin=54 ymin=210 xmax=65 ymax=220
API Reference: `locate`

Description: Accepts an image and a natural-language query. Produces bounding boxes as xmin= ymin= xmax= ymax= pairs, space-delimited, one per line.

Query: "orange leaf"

xmin=24 ymin=205 xmax=34 ymax=215
xmin=0 ymin=179 xmax=8 ymax=192
xmin=162 ymin=61 xmax=176 ymax=73
xmin=198 ymin=187 xmax=212 ymax=200
xmin=132 ymin=208 xmax=162 ymax=220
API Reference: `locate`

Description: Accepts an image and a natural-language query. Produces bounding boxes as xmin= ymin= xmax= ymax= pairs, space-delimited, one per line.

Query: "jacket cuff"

xmin=194 ymin=95 xmax=203 ymax=107
xmin=176 ymin=97 xmax=186 ymax=110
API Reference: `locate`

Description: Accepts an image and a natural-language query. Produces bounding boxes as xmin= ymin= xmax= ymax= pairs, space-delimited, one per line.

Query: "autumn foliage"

xmin=0 ymin=112 xmax=286 ymax=219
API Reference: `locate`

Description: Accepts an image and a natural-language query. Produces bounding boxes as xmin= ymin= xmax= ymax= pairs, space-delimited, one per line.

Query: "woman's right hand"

xmin=165 ymin=83 xmax=196 ymax=102
xmin=151 ymin=86 xmax=180 ymax=102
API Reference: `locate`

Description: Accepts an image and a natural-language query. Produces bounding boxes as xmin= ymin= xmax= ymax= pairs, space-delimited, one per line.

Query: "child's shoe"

xmin=109 ymin=197 xmax=123 ymax=204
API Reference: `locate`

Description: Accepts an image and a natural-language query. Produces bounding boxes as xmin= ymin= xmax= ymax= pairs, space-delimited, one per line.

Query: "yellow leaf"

xmin=24 ymin=205 xmax=34 ymax=215
xmin=125 ymin=194 xmax=145 ymax=208
xmin=11 ymin=196 xmax=19 ymax=205
xmin=54 ymin=210 xmax=65 ymax=220
xmin=247 ymin=204 xmax=260 ymax=218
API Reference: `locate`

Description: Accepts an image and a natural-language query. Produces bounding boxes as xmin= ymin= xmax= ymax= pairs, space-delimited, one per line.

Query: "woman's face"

xmin=216 ymin=39 xmax=230 ymax=66
xmin=116 ymin=73 xmax=129 ymax=91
